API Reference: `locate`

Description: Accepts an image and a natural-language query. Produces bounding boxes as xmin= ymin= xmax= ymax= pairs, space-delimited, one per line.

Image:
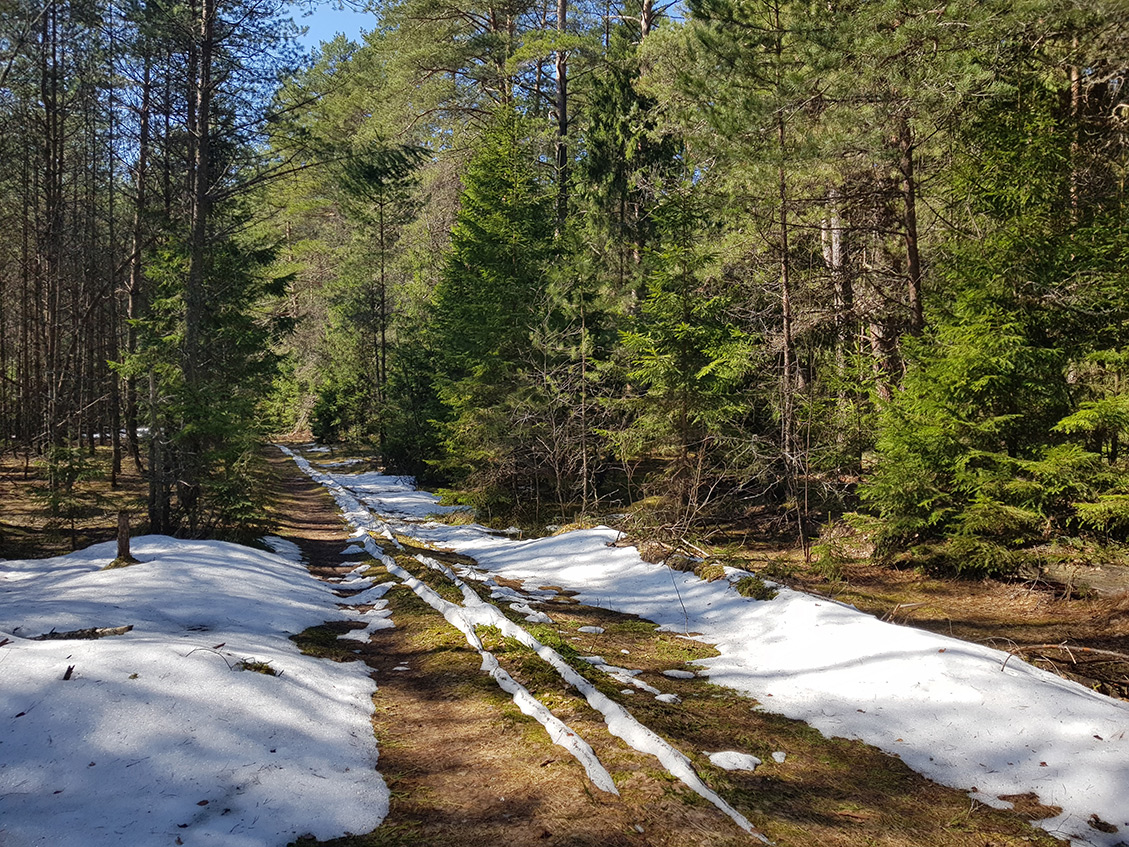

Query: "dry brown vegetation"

xmin=0 ymin=449 xmax=147 ymax=560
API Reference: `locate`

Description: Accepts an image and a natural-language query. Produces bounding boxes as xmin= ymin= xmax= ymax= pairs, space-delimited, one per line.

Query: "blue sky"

xmin=292 ymin=3 xmax=375 ymax=51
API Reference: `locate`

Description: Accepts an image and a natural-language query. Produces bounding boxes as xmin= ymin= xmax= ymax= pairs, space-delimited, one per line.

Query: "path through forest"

xmin=263 ymin=446 xmax=1094 ymax=847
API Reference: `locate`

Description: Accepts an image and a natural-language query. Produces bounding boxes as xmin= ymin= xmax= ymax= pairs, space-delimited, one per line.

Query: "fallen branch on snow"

xmin=1001 ymin=642 xmax=1129 ymax=672
xmin=33 ymin=625 xmax=133 ymax=641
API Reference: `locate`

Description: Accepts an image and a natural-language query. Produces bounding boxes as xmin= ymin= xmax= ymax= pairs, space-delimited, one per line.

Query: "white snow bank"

xmin=707 ymin=751 xmax=762 ymax=771
xmin=335 ymin=471 xmax=468 ymax=520
xmin=316 ymin=466 xmax=1129 ymax=847
xmin=260 ymin=534 xmax=304 ymax=564
xmin=467 ymin=528 xmax=1129 ymax=847
xmin=0 ymin=536 xmax=388 ymax=847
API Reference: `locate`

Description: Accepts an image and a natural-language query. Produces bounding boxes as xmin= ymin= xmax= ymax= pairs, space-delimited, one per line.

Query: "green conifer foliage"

xmin=617 ymin=186 xmax=754 ymax=526
xmin=434 ymin=109 xmax=553 ymax=372
xmin=428 ymin=107 xmax=555 ymax=498
xmin=861 ymin=10 xmax=1129 ymax=569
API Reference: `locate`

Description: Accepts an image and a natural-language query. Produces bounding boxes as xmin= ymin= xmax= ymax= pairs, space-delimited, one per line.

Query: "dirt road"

xmin=264 ymin=446 xmax=1067 ymax=847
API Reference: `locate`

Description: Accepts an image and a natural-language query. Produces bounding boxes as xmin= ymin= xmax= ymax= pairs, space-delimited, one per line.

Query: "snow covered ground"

xmin=0 ymin=536 xmax=388 ymax=847
xmin=290 ymin=448 xmax=1129 ymax=847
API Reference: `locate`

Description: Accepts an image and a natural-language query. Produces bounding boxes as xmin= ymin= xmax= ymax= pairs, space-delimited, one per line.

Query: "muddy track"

xmin=264 ymin=445 xmax=1069 ymax=847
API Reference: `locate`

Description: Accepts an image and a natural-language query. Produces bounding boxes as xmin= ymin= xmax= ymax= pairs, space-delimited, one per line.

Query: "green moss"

xmin=237 ymin=659 xmax=278 ymax=675
xmin=290 ymin=622 xmax=365 ymax=662
xmin=608 ymin=619 xmax=658 ymax=635
xmin=695 ymin=562 xmax=727 ymax=582
xmin=734 ymin=575 xmax=777 ymax=601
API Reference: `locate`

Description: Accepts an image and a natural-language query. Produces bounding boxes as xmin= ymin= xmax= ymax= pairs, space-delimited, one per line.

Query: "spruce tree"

xmin=427 ymin=107 xmax=555 ymax=502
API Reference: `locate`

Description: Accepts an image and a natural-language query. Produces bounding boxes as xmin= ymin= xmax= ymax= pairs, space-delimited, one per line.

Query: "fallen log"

xmin=33 ymin=625 xmax=133 ymax=641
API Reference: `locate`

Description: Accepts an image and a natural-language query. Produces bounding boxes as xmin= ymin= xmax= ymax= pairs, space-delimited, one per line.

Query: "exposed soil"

xmin=0 ymin=449 xmax=146 ymax=560
xmin=262 ymin=446 xmax=1069 ymax=847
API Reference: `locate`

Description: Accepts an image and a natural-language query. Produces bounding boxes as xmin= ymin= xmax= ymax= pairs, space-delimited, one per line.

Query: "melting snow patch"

xmin=339 ymin=603 xmax=395 ymax=641
xmin=662 ymin=669 xmax=696 ymax=679
xmin=707 ymin=751 xmax=762 ymax=772
xmin=338 ymin=574 xmax=375 ymax=590
xmin=772 ymin=751 xmax=787 ymax=764
xmin=0 ymin=535 xmax=388 ymax=847
xmin=655 ymin=693 xmax=682 ymax=705
xmin=577 ymin=626 xmax=604 ymax=634
xmin=261 ymin=534 xmax=304 ymax=564
xmin=596 ymin=664 xmax=660 ymax=695
xmin=510 ymin=602 xmax=554 ymax=624
xmin=343 ymin=582 xmax=398 ymax=605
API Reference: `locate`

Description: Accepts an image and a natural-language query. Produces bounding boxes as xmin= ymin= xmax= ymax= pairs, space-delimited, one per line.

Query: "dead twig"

xmin=185 ymin=646 xmax=236 ymax=670
xmin=33 ymin=625 xmax=133 ymax=641
xmin=1005 ymin=643 xmax=1129 ymax=666
xmin=883 ymin=602 xmax=927 ymax=623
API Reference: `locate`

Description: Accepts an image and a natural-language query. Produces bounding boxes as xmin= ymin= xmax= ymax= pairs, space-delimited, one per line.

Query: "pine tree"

xmin=860 ymin=4 xmax=1129 ymax=569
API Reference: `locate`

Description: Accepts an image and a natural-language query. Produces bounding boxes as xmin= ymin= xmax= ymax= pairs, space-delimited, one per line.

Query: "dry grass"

xmin=0 ymin=448 xmax=147 ymax=560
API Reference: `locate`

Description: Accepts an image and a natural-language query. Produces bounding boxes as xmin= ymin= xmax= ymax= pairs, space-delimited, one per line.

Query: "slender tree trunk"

xmin=868 ymin=322 xmax=896 ymax=402
xmin=822 ymin=187 xmax=851 ymax=384
xmin=1069 ymin=35 xmax=1081 ymax=223
xmin=41 ymin=2 xmax=65 ymax=451
xmin=377 ymin=196 xmax=388 ymax=454
xmin=147 ymin=369 xmax=169 ymax=532
xmin=778 ymin=141 xmax=796 ymax=468
xmin=898 ymin=116 xmax=924 ymax=335
xmin=125 ymin=59 xmax=150 ymax=475
xmin=185 ymin=0 xmax=214 ymax=391
xmin=555 ymin=0 xmax=568 ymax=227
xmin=105 ymin=40 xmax=121 ymax=483
xmin=579 ymin=297 xmax=589 ymax=510
xmin=770 ymin=0 xmax=804 ymax=548
xmin=180 ymin=0 xmax=216 ymax=529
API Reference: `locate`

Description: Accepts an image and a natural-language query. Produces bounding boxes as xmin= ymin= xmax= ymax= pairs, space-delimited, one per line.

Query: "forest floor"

xmin=3 ymin=446 xmax=1128 ymax=845
xmin=0 ymin=449 xmax=147 ymax=560
xmin=261 ymin=445 xmax=1110 ymax=847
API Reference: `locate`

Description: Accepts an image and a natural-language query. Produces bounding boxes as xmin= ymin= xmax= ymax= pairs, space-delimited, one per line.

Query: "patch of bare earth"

xmin=267 ymin=447 xmax=1066 ymax=847
xmin=0 ymin=448 xmax=146 ymax=560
